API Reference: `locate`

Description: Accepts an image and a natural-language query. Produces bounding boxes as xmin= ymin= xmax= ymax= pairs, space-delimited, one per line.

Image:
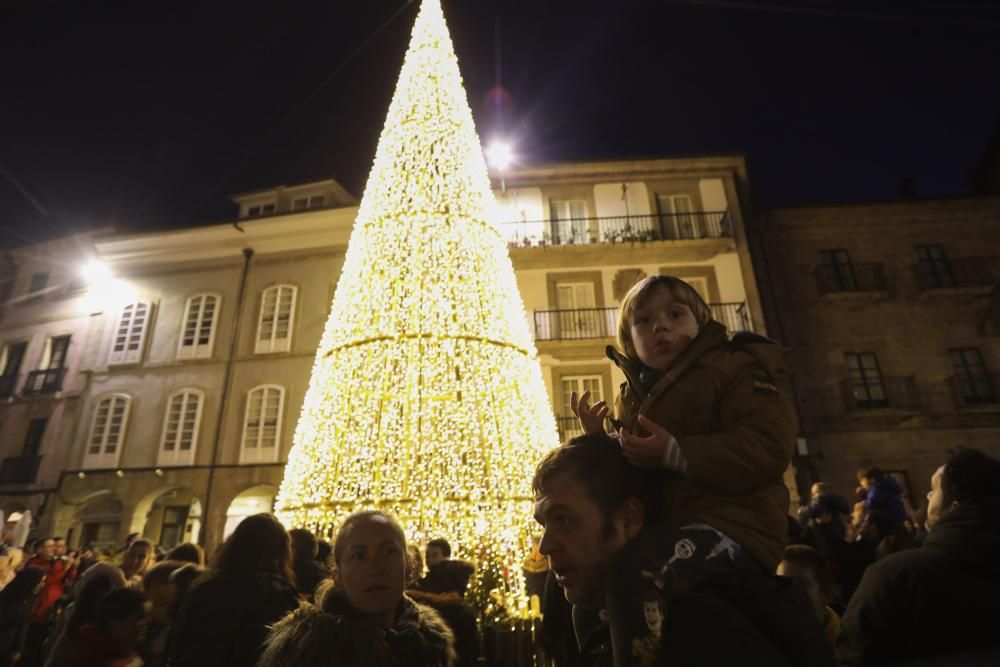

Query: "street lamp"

xmin=486 ymin=140 xmax=514 ymax=192
xmin=80 ymin=260 xmax=111 ymax=285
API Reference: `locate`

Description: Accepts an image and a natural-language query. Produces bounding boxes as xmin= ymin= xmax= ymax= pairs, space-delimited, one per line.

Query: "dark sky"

xmin=1 ymin=0 xmax=998 ymax=247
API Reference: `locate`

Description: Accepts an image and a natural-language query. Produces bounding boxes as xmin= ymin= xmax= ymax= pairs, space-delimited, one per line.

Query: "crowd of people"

xmin=0 ymin=274 xmax=997 ymax=666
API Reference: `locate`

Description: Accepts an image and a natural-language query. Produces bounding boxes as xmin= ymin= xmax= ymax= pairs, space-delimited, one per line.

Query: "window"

xmin=916 ymin=244 xmax=954 ymax=288
xmin=309 ymin=195 xmax=324 ymax=208
xmin=0 ymin=341 xmax=27 ymax=398
xmin=26 ymin=272 xmax=49 ymax=304
xmin=240 ymin=385 xmax=284 ymax=464
xmin=85 ymin=394 xmax=131 ymax=468
xmin=247 ymin=202 xmax=276 ymax=217
xmin=950 ymin=348 xmax=995 ymax=405
xmin=819 ymin=249 xmax=857 ymax=291
xmin=158 ymin=390 xmax=204 ymax=466
xmin=255 ymin=285 xmax=297 ymax=354
xmin=109 ymin=302 xmax=152 ymax=365
xmin=292 ymin=198 xmax=308 ymax=211
xmin=554 ymin=283 xmax=599 ymax=338
xmin=845 ymin=353 xmax=887 ymax=408
xmin=559 ymin=376 xmax=603 ymax=440
xmin=550 ymin=200 xmax=587 ymax=244
xmin=159 ymin=507 xmax=189 ymax=548
xmin=178 ymin=294 xmax=221 ymax=360
xmin=44 ymin=335 xmax=71 ymax=370
xmin=0 ymin=341 xmax=27 ymax=377
xmin=23 ymin=418 xmax=47 ymax=457
xmin=656 ymin=194 xmax=698 ymax=239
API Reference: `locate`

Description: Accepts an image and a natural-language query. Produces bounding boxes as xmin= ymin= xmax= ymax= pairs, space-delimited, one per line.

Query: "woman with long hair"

xmin=168 ymin=514 xmax=298 ymax=667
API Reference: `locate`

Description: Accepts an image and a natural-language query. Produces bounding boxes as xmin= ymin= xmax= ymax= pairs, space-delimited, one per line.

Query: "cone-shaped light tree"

xmin=275 ymin=0 xmax=559 ymax=607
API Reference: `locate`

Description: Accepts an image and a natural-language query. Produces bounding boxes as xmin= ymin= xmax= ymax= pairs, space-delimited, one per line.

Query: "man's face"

xmin=121 ymin=545 xmax=153 ymax=578
xmin=425 ymin=545 xmax=446 ymax=568
xmin=777 ymin=560 xmax=824 ymax=623
xmin=925 ymin=468 xmax=949 ymax=531
xmin=37 ymin=539 xmax=56 ymax=559
xmin=53 ymin=539 xmax=67 ymax=557
xmin=534 ymin=471 xmax=629 ymax=608
xmin=859 ymin=477 xmax=872 ymax=491
xmin=629 ymin=288 xmax=700 ymax=372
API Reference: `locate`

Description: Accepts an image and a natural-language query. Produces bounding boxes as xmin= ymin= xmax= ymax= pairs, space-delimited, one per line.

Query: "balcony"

xmin=22 ymin=368 xmax=66 ymax=396
xmin=947 ymin=372 xmax=999 ymax=410
xmin=0 ymin=455 xmax=42 ymax=484
xmin=0 ymin=374 xmax=18 ymax=399
xmin=533 ymin=302 xmax=752 ymax=341
xmin=815 ymin=263 xmax=889 ymax=301
xmin=840 ymin=376 xmax=921 ymax=413
xmin=914 ymin=257 xmax=997 ymax=296
xmin=501 ymin=211 xmax=731 ymax=247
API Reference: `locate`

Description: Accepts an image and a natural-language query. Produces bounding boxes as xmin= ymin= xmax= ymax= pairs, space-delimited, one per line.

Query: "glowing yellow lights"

xmin=275 ymin=0 xmax=558 ymax=615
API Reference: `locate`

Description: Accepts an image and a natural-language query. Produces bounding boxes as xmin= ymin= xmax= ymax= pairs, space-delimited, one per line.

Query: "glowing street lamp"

xmin=486 ymin=140 xmax=513 ymax=171
xmin=486 ymin=140 xmax=514 ymax=193
xmin=80 ymin=260 xmax=111 ymax=285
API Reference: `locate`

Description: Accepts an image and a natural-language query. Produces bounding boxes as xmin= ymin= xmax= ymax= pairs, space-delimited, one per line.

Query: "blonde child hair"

xmin=616 ymin=275 xmax=713 ymax=359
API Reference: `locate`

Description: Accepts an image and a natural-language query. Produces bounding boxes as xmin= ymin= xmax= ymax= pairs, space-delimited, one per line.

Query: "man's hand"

xmin=571 ymin=390 xmax=609 ymax=435
xmin=619 ymin=415 xmax=674 ymax=468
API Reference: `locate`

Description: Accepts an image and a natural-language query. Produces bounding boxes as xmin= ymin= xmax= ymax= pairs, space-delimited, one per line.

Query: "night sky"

xmin=1 ymin=1 xmax=998 ymax=247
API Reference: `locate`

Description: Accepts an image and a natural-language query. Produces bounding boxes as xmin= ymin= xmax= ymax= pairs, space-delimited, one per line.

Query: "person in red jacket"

xmin=26 ymin=537 xmax=79 ymax=624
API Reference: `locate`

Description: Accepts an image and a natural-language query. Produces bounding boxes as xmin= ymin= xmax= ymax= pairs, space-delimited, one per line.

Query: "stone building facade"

xmin=1 ymin=156 xmax=767 ymax=553
xmin=754 ymin=195 xmax=1000 ymax=509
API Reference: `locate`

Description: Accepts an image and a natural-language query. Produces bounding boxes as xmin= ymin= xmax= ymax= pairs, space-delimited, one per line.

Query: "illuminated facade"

xmin=0 ymin=149 xmax=762 ymax=552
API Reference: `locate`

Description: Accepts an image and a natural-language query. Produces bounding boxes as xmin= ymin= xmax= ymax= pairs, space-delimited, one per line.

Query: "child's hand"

xmin=619 ymin=415 xmax=674 ymax=468
xmin=571 ymin=390 xmax=609 ymax=434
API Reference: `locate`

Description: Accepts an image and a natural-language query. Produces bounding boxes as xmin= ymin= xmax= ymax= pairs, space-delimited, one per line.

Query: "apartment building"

xmin=0 ymin=232 xmax=110 ymax=536
xmin=0 ymin=156 xmax=769 ymax=552
xmin=755 ymin=195 xmax=1000 ymax=509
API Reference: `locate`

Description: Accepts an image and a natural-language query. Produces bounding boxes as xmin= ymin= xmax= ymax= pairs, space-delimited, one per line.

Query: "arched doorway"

xmin=223 ymin=485 xmax=276 ymax=540
xmin=132 ymin=486 xmax=202 ymax=549
xmin=58 ymin=492 xmax=124 ymax=552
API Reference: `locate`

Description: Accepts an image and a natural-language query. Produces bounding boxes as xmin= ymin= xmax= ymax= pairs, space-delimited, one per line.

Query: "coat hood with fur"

xmin=258 ymin=582 xmax=455 ymax=667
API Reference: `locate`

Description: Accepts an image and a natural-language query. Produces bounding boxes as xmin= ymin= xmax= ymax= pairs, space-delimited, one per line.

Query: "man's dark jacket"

xmin=837 ymin=499 xmax=1000 ymax=666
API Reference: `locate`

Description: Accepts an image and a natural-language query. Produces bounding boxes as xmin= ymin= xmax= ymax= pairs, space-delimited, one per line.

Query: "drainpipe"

xmin=200 ymin=247 xmax=254 ymax=547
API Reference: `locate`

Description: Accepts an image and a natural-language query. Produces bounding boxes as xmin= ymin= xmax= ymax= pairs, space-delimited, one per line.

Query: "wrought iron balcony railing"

xmin=914 ymin=257 xmax=998 ymax=291
xmin=816 ymin=263 xmax=888 ymax=295
xmin=840 ymin=376 xmax=921 ymax=412
xmin=0 ymin=455 xmax=42 ymax=484
xmin=0 ymin=374 xmax=18 ymax=399
xmin=22 ymin=368 xmax=66 ymax=395
xmin=533 ymin=302 xmax=752 ymax=341
xmin=501 ymin=211 xmax=731 ymax=247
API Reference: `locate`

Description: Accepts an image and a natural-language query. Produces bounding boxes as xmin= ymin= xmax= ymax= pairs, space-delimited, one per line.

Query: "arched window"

xmin=109 ymin=301 xmax=152 ymax=365
xmin=84 ymin=394 xmax=131 ymax=469
xmin=240 ymin=385 xmax=284 ymax=464
xmin=255 ymin=285 xmax=297 ymax=354
xmin=177 ymin=293 xmax=221 ymax=360
xmin=158 ymin=389 xmax=204 ymax=467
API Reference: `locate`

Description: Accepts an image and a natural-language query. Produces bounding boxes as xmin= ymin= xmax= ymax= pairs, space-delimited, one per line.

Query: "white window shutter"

xmin=178 ymin=294 xmax=221 ymax=360
xmin=255 ymin=286 xmax=297 ymax=354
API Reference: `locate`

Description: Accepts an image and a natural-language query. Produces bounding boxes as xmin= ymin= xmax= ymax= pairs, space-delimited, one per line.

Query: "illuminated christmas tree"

xmin=275 ymin=0 xmax=559 ymax=611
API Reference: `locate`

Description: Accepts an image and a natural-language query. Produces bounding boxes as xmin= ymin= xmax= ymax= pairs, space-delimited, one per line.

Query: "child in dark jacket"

xmin=572 ymin=275 xmax=796 ymax=665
